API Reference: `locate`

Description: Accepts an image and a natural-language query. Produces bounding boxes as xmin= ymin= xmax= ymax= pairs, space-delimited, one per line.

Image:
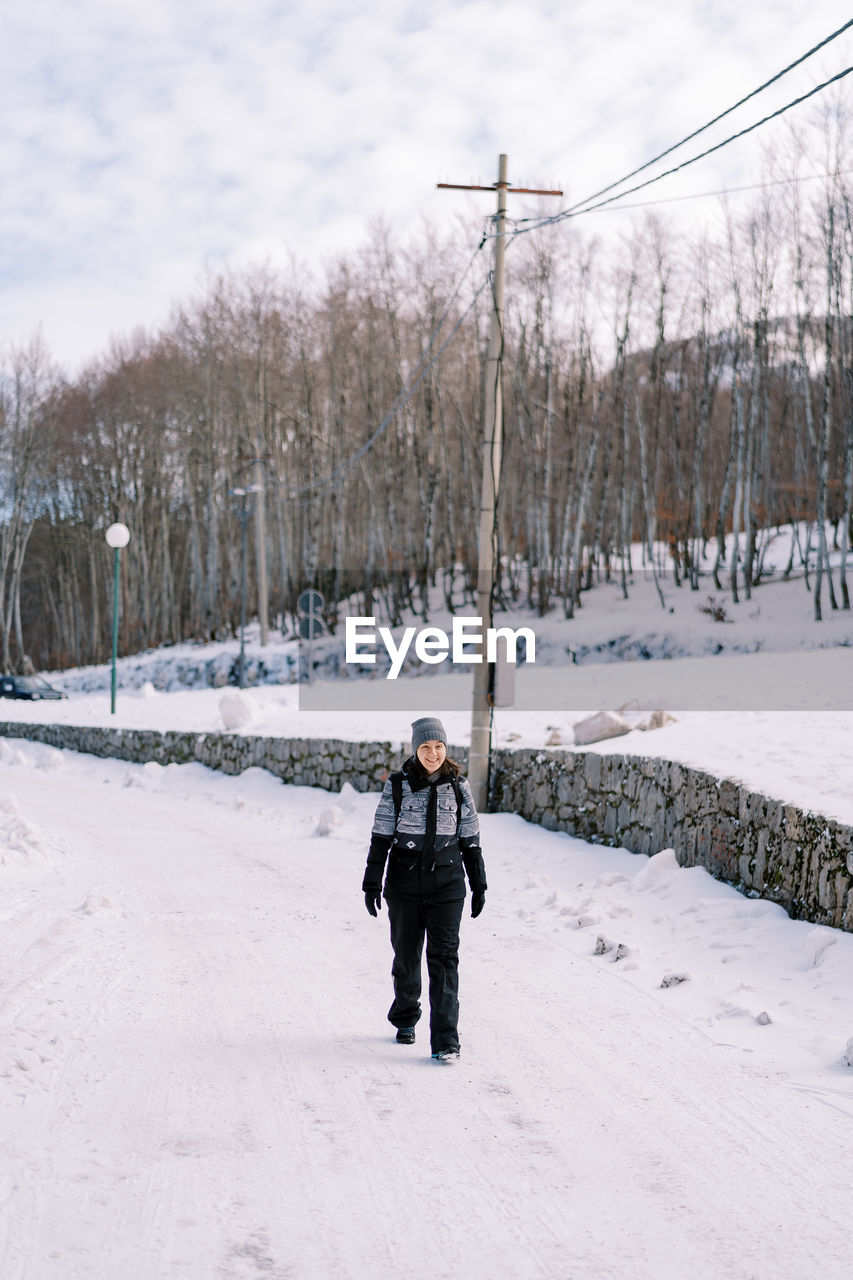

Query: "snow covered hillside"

xmin=44 ymin=526 xmax=853 ymax=698
xmin=2 ymin=743 xmax=853 ymax=1279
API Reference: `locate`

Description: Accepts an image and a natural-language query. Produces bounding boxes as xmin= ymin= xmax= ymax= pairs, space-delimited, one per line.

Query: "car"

xmin=0 ymin=674 xmax=68 ymax=701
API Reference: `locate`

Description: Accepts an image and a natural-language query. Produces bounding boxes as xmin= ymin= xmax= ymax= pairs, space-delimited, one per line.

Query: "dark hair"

xmin=407 ymin=753 xmax=462 ymax=784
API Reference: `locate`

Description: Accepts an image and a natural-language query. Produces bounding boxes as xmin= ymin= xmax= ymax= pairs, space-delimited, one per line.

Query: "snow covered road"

xmin=2 ymin=744 xmax=853 ymax=1279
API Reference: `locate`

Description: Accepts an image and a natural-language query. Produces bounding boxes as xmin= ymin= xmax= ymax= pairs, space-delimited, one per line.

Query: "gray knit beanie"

xmin=411 ymin=717 xmax=447 ymax=752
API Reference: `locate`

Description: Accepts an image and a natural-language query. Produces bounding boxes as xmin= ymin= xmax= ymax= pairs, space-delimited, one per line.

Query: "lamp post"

xmin=105 ymin=522 xmax=130 ymax=714
xmin=229 ymin=484 xmax=262 ymax=689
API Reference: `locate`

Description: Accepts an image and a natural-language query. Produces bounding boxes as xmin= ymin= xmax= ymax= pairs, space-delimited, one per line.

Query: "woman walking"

xmin=362 ymin=717 xmax=487 ymax=1061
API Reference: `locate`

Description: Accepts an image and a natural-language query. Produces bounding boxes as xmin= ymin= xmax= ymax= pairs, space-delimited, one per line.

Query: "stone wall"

xmin=489 ymin=747 xmax=853 ymax=932
xmin=3 ymin=720 xmax=851 ymax=932
xmin=0 ymin=721 xmax=406 ymax=792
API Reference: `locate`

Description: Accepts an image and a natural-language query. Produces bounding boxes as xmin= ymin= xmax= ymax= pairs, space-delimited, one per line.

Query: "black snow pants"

xmin=386 ymin=898 xmax=465 ymax=1053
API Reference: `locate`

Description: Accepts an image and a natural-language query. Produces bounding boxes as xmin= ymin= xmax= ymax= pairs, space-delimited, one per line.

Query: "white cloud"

xmin=1 ymin=0 xmax=851 ymax=369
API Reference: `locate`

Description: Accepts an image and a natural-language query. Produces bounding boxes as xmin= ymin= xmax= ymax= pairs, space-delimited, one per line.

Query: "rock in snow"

xmin=660 ymin=972 xmax=691 ymax=988
xmin=572 ymin=710 xmax=631 ymax=746
xmin=637 ymin=708 xmax=677 ymax=732
xmin=594 ymin=937 xmax=632 ymax=962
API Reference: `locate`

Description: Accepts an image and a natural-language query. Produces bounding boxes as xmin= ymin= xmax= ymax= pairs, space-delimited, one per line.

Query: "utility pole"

xmin=438 ymin=156 xmax=562 ymax=811
xmin=236 ymin=450 xmax=270 ymax=647
xmin=255 ymin=354 xmax=270 ymax=647
xmin=254 ymin=453 xmax=270 ymax=645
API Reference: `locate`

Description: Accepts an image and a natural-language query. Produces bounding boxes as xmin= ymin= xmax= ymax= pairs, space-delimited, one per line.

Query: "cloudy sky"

xmin=1 ymin=0 xmax=851 ymax=370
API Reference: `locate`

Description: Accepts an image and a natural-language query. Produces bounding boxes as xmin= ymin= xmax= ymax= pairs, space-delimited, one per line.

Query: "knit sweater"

xmin=371 ymin=771 xmax=480 ymax=843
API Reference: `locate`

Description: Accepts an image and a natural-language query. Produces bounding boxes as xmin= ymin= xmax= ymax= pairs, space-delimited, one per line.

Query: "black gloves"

xmin=364 ymin=830 xmax=486 ymax=919
xmin=460 ymin=838 xmax=487 ymax=916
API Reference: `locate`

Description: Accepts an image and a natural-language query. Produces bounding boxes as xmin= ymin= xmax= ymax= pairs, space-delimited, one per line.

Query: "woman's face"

xmin=416 ymin=740 xmax=446 ymax=774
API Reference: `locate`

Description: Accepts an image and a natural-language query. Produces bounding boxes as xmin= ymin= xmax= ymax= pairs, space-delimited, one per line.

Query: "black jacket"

xmin=362 ymin=758 xmax=487 ymax=904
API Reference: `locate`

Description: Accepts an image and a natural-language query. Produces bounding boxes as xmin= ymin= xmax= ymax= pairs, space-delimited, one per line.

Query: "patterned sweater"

xmin=363 ymin=762 xmax=486 ymax=898
xmin=371 ymin=773 xmax=480 ymax=842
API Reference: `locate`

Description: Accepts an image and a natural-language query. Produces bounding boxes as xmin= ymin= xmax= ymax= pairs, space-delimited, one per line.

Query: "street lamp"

xmin=229 ymin=485 xmax=262 ymax=689
xmin=105 ymin=522 xmax=130 ymax=714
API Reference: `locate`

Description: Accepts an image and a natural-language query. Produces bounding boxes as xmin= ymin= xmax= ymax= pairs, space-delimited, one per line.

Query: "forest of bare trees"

xmin=2 ymin=121 xmax=853 ymax=673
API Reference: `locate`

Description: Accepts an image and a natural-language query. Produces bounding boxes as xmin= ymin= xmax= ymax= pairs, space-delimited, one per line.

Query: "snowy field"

xmin=2 ymin=741 xmax=853 ymax=1279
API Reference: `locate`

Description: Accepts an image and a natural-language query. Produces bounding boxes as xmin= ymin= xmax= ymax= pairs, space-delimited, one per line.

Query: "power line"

xmin=500 ymin=19 xmax=853 ymax=240
xmin=563 ymin=17 xmax=853 ymax=217
xmin=504 ymin=61 xmax=853 ymax=242
xmin=576 ymin=167 xmax=853 ymax=214
xmin=572 ymin=64 xmax=853 ymax=218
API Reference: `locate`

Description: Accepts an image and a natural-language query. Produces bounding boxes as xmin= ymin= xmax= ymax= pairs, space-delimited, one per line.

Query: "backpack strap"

xmin=450 ymin=776 xmax=464 ymax=837
xmin=389 ymin=771 xmax=404 ymax=829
